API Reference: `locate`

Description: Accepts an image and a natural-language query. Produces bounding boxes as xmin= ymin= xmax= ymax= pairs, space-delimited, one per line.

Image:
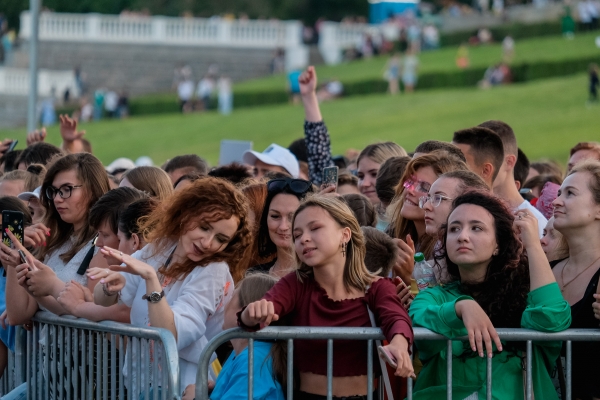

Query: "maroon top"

xmin=238 ymin=272 xmax=414 ymax=377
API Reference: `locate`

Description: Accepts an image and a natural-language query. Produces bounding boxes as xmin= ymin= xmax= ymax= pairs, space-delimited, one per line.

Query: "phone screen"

xmin=6 ymin=140 xmax=18 ymax=153
xmin=322 ymin=166 xmax=339 ymax=190
xmin=2 ymin=211 xmax=24 ymax=248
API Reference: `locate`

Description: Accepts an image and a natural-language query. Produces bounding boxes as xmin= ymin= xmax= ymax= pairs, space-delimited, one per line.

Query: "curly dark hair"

xmin=435 ymin=190 xmax=530 ymax=328
xmin=140 ymin=176 xmax=251 ymax=281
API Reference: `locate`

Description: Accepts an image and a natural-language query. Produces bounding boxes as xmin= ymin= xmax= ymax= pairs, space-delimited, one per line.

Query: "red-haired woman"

xmin=97 ymin=177 xmax=251 ymax=394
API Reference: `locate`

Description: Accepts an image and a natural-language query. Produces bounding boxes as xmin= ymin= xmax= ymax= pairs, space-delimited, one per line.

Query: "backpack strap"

xmin=76 ymin=244 xmax=96 ymax=276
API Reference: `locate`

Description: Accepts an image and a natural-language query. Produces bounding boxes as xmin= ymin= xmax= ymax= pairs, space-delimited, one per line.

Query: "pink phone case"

xmin=377 ymin=346 xmax=398 ymax=368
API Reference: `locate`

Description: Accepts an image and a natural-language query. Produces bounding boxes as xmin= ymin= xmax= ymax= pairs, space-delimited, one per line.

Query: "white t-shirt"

xmin=119 ymin=242 xmax=234 ymax=390
xmin=518 ymin=200 xmax=548 ymax=238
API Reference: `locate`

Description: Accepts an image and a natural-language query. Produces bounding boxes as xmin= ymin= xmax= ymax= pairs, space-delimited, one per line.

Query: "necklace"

xmin=560 ymin=254 xmax=600 ymax=292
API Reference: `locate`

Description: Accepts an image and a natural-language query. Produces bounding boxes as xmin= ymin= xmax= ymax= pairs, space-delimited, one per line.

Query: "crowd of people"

xmin=0 ymin=65 xmax=597 ymax=400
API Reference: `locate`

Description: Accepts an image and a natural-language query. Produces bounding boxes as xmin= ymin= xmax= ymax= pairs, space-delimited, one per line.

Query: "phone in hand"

xmin=378 ymin=345 xmax=398 ymax=369
xmin=2 ymin=210 xmax=24 ymax=248
xmin=6 ymin=140 xmax=18 ymax=153
xmin=322 ymin=166 xmax=339 ymax=191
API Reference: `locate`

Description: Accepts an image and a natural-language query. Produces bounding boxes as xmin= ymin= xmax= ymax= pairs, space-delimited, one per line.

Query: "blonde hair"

xmin=388 ymin=151 xmax=469 ymax=259
xmin=293 ymin=196 xmax=377 ymax=292
xmin=122 ymin=166 xmax=174 ymax=201
xmin=357 ymin=142 xmax=407 ymax=168
xmin=568 ymin=159 xmax=600 ymax=205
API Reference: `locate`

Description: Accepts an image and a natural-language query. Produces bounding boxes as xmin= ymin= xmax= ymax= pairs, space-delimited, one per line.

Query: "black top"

xmin=246 ymin=259 xmax=276 ymax=275
xmin=551 ymin=259 xmax=600 ymax=399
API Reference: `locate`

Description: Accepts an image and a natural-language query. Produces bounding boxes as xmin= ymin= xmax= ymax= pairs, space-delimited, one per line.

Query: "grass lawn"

xmin=1 ymin=74 xmax=597 ymax=167
xmin=235 ymin=32 xmax=600 ymax=93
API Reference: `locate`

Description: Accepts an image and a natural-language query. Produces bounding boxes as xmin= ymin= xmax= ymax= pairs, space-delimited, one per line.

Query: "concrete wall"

xmin=13 ymin=41 xmax=276 ymax=96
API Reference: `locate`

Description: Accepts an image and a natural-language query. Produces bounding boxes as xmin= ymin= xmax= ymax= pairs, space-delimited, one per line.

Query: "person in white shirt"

xmin=177 ymin=79 xmax=195 ymax=112
xmin=478 ymin=120 xmax=547 ymax=237
xmin=95 ymin=177 xmax=252 ymax=393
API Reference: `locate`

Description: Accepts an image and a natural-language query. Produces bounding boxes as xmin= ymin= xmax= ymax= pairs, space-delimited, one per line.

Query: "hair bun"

xmin=26 ymin=163 xmax=46 ymax=176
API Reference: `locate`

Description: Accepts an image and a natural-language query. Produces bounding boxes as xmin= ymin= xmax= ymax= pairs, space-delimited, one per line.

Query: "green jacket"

xmin=408 ymin=282 xmax=571 ymax=400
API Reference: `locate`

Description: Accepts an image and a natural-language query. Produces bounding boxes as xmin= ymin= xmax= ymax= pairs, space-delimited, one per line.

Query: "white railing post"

xmin=218 ymin=19 xmax=232 ymax=44
xmin=87 ymin=13 xmax=101 ymax=41
xmin=20 ymin=11 xmax=32 ymax=39
xmin=318 ymin=22 xmax=343 ymax=65
xmin=152 ymin=16 xmax=167 ymax=43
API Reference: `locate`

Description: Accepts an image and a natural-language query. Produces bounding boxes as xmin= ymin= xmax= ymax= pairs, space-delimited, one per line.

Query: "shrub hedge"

xmin=439 ymin=21 xmax=565 ymax=47
xmin=125 ymin=54 xmax=596 ymax=116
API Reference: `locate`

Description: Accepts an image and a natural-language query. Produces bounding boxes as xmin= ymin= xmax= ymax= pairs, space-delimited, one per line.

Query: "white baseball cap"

xmin=243 ymin=144 xmax=299 ymax=178
xmin=106 ymin=158 xmax=136 ymax=175
xmin=18 ymin=186 xmax=41 ymax=202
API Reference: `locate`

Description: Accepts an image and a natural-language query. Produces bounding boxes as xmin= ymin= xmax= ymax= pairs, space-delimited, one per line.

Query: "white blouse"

xmin=119 ymin=242 xmax=234 ymax=390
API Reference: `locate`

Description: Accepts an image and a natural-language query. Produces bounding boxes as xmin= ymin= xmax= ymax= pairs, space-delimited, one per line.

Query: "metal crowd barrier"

xmin=23 ymin=311 xmax=181 ymax=400
xmin=0 ymin=327 xmax=26 ymax=396
xmin=195 ymin=327 xmax=600 ymax=400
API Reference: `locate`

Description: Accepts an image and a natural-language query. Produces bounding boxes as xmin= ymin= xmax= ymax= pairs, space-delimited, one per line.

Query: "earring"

xmin=341 ymin=242 xmax=347 ymax=257
xmin=493 ymin=249 xmax=499 ymax=256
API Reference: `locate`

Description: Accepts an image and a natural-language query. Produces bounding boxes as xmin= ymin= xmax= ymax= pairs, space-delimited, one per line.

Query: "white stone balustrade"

xmin=20 ymin=12 xmax=303 ymax=49
xmin=0 ymin=67 xmax=79 ymax=98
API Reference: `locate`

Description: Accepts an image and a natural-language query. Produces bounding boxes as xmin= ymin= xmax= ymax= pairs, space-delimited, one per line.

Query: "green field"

xmin=235 ymin=32 xmax=600 ymax=93
xmin=1 ymin=73 xmax=597 ymax=167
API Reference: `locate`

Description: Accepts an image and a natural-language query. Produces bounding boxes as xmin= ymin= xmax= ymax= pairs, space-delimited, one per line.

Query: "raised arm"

xmin=300 ymin=66 xmax=334 ymax=185
xmin=514 ymin=210 xmax=556 ymax=291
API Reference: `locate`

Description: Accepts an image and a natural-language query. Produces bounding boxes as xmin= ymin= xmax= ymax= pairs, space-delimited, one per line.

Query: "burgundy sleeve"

xmin=369 ymin=278 xmax=414 ymax=347
xmin=237 ymin=272 xmax=299 ymax=331
xmin=262 ymin=271 xmax=299 ymax=317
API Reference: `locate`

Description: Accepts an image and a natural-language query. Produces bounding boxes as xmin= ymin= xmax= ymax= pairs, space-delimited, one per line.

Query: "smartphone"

xmin=378 ymin=346 xmax=398 ymax=369
xmin=2 ymin=210 xmax=24 ymax=248
xmin=6 ymin=140 xmax=18 ymax=153
xmin=219 ymin=140 xmax=252 ymax=166
xmin=322 ymin=166 xmax=339 ymax=190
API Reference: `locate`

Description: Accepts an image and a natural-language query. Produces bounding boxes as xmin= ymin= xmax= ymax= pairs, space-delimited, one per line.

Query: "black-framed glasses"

xmin=419 ymin=194 xmax=454 ymax=209
xmin=267 ymin=178 xmax=312 ymax=195
xmin=45 ymin=185 xmax=83 ymax=200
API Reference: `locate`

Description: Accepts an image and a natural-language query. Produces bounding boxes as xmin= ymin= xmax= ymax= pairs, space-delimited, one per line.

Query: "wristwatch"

xmin=142 ymin=290 xmax=165 ymax=303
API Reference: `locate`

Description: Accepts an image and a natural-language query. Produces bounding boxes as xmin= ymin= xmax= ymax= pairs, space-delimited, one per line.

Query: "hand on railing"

xmin=455 ymin=299 xmax=503 ymax=358
xmin=57 ymin=281 xmax=93 ymax=315
xmin=241 ymin=299 xmax=279 ymax=328
xmin=381 ymin=334 xmax=416 ymax=378
xmin=26 ymin=127 xmax=47 ymax=146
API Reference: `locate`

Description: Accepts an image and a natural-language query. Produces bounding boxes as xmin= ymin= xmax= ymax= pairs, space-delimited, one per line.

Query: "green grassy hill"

xmin=235 ymin=32 xmax=600 ymax=93
xmin=1 ymin=74 xmax=597 ymax=167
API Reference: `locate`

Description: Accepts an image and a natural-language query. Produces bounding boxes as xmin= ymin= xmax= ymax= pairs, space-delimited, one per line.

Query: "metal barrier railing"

xmin=195 ymin=327 xmax=600 ymax=400
xmin=25 ymin=311 xmax=181 ymax=400
xmin=0 ymin=327 xmax=26 ymax=397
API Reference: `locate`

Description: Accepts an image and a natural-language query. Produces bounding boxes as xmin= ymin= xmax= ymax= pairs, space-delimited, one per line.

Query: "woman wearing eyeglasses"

xmin=250 ymin=178 xmax=315 ymax=278
xmin=388 ymin=151 xmax=468 ymax=285
xmin=4 ymin=153 xmax=110 ymax=324
xmin=421 ymin=170 xmax=489 ymax=238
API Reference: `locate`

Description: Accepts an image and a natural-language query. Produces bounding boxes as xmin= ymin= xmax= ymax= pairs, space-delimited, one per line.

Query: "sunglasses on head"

xmin=267 ymin=178 xmax=312 ymax=195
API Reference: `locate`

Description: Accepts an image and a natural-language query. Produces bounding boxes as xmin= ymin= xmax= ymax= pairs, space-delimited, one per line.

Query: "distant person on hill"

xmin=589 ymin=63 xmax=599 ymax=102
xmin=218 ymin=76 xmax=233 ymax=115
xmin=562 ymin=6 xmax=576 ymax=38
xmin=196 ymin=75 xmax=215 ymax=111
xmin=402 ymin=49 xmax=419 ymax=93
xmin=456 ymin=43 xmax=470 ymax=69
xmin=384 ymin=53 xmax=401 ymax=95
xmin=502 ymin=36 xmax=515 ymax=63
xmin=177 ymin=77 xmax=194 ymax=113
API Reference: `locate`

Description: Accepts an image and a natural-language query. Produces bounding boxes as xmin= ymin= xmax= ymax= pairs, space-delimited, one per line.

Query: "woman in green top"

xmin=409 ymin=191 xmax=571 ymax=399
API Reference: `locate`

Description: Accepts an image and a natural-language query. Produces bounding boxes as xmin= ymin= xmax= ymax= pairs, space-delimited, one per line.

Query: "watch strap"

xmin=142 ymin=290 xmax=165 ymax=302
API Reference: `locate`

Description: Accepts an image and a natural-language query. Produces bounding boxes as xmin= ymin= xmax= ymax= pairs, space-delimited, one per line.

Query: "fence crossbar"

xmin=23 ymin=311 xmax=181 ymax=400
xmin=195 ymin=327 xmax=600 ymax=400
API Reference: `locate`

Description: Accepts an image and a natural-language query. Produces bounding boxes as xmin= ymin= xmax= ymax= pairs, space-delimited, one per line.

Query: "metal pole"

xmin=27 ymin=0 xmax=41 ymax=133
